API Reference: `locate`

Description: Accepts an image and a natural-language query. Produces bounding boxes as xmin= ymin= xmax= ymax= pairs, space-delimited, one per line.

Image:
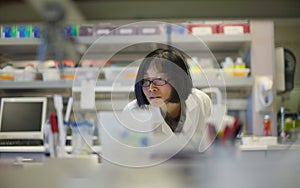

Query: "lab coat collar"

xmin=181 ymin=91 xmax=198 ymax=134
xmin=185 ymin=89 xmax=198 ymax=113
xmin=159 ymin=89 xmax=198 ymax=135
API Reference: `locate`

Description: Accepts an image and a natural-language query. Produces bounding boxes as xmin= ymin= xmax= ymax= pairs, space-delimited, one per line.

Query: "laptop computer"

xmin=98 ymin=110 xmax=157 ymax=167
xmin=0 ymin=97 xmax=47 ymax=146
xmin=97 ymin=110 xmax=192 ymax=167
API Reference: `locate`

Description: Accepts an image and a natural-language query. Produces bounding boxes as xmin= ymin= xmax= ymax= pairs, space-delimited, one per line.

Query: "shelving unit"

xmin=0 ymin=23 xmax=254 ymax=115
xmin=0 ymin=20 xmax=278 ymax=139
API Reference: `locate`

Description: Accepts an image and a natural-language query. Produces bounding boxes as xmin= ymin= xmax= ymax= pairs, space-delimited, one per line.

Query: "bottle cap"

xmin=235 ymin=57 xmax=244 ymax=64
xmin=264 ymin=115 xmax=270 ymax=120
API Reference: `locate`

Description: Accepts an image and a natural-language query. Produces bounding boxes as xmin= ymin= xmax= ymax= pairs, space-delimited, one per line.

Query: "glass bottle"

xmin=264 ymin=115 xmax=271 ymax=136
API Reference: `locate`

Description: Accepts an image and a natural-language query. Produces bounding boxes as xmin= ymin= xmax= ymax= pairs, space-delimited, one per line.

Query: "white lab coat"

xmin=124 ymin=88 xmax=212 ymax=152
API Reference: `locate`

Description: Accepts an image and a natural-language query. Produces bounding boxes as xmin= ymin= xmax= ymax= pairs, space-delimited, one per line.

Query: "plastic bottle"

xmin=221 ymin=57 xmax=234 ymax=75
xmin=263 ymin=115 xmax=271 ymax=136
xmin=221 ymin=57 xmax=234 ymax=68
xmin=235 ymin=57 xmax=246 ymax=69
xmin=234 ymin=57 xmax=246 ymax=76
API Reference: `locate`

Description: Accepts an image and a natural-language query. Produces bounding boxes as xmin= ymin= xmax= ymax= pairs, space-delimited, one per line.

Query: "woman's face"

xmin=142 ymin=63 xmax=172 ymax=107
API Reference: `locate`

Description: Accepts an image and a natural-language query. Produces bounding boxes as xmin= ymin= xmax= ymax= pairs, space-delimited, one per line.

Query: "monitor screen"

xmin=0 ymin=97 xmax=47 ymax=139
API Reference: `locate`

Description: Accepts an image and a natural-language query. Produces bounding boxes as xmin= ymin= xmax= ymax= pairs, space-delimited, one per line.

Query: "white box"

xmin=39 ymin=68 xmax=60 ymax=81
xmin=14 ymin=70 xmax=38 ymax=81
xmin=103 ymin=67 xmax=138 ymax=83
xmin=241 ymin=136 xmax=278 ymax=146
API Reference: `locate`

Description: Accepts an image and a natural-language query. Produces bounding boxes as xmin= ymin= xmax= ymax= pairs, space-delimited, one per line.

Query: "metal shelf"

xmin=0 ymin=78 xmax=252 ymax=91
xmin=0 ymin=34 xmax=252 ymax=90
xmin=193 ymin=77 xmax=253 ymax=88
xmin=0 ymin=34 xmax=251 ymax=45
xmin=0 ymin=34 xmax=251 ymax=55
xmin=0 ymin=38 xmax=40 ymax=45
xmin=0 ymin=80 xmax=73 ymax=89
xmin=76 ymin=34 xmax=251 ymax=44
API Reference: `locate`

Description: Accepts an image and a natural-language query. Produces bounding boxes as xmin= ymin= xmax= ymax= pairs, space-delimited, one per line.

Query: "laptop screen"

xmin=0 ymin=97 xmax=47 ymax=140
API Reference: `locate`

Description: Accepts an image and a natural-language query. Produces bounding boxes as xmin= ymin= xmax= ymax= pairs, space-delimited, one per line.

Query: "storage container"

xmin=187 ymin=24 xmax=218 ymax=35
xmin=137 ymin=25 xmax=161 ymax=35
xmin=94 ymin=25 xmax=116 ymax=36
xmin=103 ymin=66 xmax=138 ymax=83
xmin=114 ymin=26 xmax=137 ymax=35
xmin=39 ymin=68 xmax=60 ymax=81
xmin=219 ymin=23 xmax=250 ymax=34
xmin=14 ymin=69 xmax=39 ymax=81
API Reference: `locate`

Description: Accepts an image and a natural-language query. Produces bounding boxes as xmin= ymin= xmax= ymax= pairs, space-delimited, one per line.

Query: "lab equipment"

xmin=54 ymin=95 xmax=66 ymax=157
xmin=49 ymin=112 xmax=58 ymax=157
xmin=71 ymin=120 xmax=94 ymax=156
xmin=0 ymin=97 xmax=47 ymax=142
xmin=64 ymin=97 xmax=73 ymax=124
xmin=98 ymin=111 xmax=153 ymax=167
xmin=275 ymin=47 xmax=297 ymax=93
xmin=255 ymin=76 xmax=273 ymax=112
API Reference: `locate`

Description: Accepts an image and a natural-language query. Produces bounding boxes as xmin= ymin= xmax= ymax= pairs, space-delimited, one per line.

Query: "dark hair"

xmin=135 ymin=45 xmax=193 ymax=106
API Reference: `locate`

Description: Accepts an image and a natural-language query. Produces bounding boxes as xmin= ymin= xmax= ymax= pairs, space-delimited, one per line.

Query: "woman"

xmin=124 ymin=46 xmax=212 ymax=152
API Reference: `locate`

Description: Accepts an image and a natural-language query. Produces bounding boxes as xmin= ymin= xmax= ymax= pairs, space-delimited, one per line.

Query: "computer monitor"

xmin=0 ymin=97 xmax=47 ymax=140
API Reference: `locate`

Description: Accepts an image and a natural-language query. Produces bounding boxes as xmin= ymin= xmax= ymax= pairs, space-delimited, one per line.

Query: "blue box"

xmin=32 ymin=25 xmax=40 ymax=38
xmin=2 ymin=25 xmax=17 ymax=38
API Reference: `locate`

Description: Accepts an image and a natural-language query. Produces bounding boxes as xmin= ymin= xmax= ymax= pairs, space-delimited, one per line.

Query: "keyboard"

xmin=0 ymin=139 xmax=43 ymax=146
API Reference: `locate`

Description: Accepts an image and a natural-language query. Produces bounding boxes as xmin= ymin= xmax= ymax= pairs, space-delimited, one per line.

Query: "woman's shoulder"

xmin=123 ymin=100 xmax=155 ymax=115
xmin=191 ymin=88 xmax=211 ymax=100
xmin=190 ymin=88 xmax=212 ymax=108
xmin=188 ymin=88 xmax=212 ymax=116
xmin=123 ymin=99 xmax=139 ymax=112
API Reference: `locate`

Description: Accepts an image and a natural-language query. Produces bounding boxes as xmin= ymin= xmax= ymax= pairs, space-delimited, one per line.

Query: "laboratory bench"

xmin=0 ymin=139 xmax=300 ymax=159
xmin=0 ymin=143 xmax=300 ymax=188
xmin=0 ymin=145 xmax=101 ymax=162
xmin=0 ymin=140 xmax=299 ymax=162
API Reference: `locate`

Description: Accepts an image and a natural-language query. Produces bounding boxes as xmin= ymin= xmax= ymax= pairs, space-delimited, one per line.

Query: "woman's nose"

xmin=148 ymin=83 xmax=157 ymax=92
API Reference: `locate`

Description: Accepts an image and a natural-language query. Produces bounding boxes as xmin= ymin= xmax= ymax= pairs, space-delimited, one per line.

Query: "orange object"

xmin=54 ymin=60 xmax=75 ymax=67
xmin=0 ymin=75 xmax=14 ymax=80
xmin=61 ymin=74 xmax=75 ymax=80
xmin=233 ymin=70 xmax=247 ymax=77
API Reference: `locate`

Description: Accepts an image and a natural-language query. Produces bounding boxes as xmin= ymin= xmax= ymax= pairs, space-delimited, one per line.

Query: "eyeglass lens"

xmin=142 ymin=78 xmax=167 ymax=87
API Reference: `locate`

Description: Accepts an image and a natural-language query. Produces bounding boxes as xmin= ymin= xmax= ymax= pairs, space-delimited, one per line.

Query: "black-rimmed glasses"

xmin=141 ymin=78 xmax=168 ymax=87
